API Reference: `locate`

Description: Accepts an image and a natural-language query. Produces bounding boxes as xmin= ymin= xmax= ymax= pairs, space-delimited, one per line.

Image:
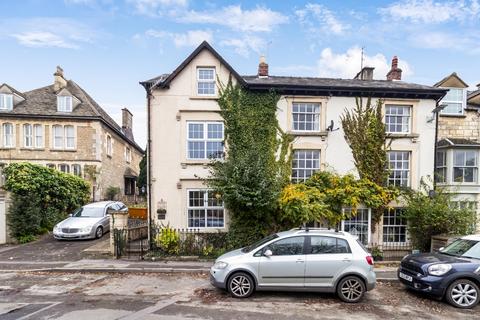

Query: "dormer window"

xmin=57 ymin=96 xmax=73 ymax=112
xmin=0 ymin=94 xmax=13 ymax=111
xmin=440 ymin=88 xmax=466 ymax=115
xmin=197 ymin=68 xmax=215 ymax=96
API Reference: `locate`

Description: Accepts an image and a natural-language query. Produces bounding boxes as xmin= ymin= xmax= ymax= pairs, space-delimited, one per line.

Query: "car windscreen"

xmin=241 ymin=234 xmax=279 ymax=253
xmin=442 ymin=239 xmax=480 ymax=259
xmin=72 ymin=207 xmax=104 ymax=218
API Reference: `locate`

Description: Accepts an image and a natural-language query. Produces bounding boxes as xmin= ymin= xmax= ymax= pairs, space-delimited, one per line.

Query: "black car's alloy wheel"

xmin=95 ymin=226 xmax=103 ymax=239
xmin=337 ymin=276 xmax=366 ymax=303
xmin=227 ymin=272 xmax=254 ymax=298
xmin=446 ymin=279 xmax=479 ymax=309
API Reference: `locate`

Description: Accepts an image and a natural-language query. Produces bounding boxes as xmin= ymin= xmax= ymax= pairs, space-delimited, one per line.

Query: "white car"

xmin=53 ymin=201 xmax=127 ymax=240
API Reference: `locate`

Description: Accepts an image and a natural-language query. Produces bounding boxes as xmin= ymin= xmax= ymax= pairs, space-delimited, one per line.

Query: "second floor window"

xmin=291 ymin=150 xmax=320 ymax=183
xmin=388 ymin=151 xmax=410 ymax=187
xmin=0 ymin=94 xmax=13 ymax=111
xmin=125 ymin=147 xmax=131 ymax=163
xmin=197 ymin=68 xmax=215 ymax=95
xmin=453 ymin=150 xmax=477 ymax=183
xmin=2 ymin=123 xmax=14 ymax=147
xmin=57 ymin=96 xmax=73 ymax=112
xmin=106 ymin=136 xmax=112 ymax=156
xmin=440 ymin=88 xmax=465 ymax=115
xmin=23 ymin=124 xmax=33 ymax=147
xmin=385 ymin=105 xmax=411 ymax=133
xmin=53 ymin=125 xmax=75 ymax=149
xmin=292 ymin=103 xmax=320 ymax=131
xmin=34 ymin=124 xmax=43 ymax=148
xmin=187 ymin=122 xmax=223 ymax=160
xmin=435 ymin=151 xmax=447 ymax=183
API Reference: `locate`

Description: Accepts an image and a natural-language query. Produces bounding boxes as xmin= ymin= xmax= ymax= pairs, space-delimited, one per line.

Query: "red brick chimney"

xmin=386 ymin=56 xmax=402 ymax=81
xmin=258 ymin=55 xmax=268 ymax=78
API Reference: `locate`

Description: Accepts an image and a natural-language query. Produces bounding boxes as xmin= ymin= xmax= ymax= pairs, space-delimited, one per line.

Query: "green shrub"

xmin=106 ymin=186 xmax=120 ymax=200
xmin=155 ymin=226 xmax=180 ymax=255
xmin=3 ymin=162 xmax=90 ymax=241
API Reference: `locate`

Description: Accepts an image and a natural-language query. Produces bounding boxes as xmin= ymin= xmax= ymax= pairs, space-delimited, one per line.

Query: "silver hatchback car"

xmin=210 ymin=228 xmax=376 ymax=302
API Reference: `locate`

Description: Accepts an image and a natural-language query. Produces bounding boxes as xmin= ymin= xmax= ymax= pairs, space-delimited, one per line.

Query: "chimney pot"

xmin=258 ymin=55 xmax=269 ymax=78
xmin=386 ymin=56 xmax=402 ymax=81
xmin=122 ymin=108 xmax=134 ymax=141
xmin=53 ymin=66 xmax=67 ymax=91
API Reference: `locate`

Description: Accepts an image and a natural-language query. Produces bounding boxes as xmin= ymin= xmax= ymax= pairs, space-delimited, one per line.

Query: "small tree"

xmin=106 ymin=186 xmax=120 ymax=200
xmin=402 ymin=180 xmax=477 ymax=251
xmin=138 ymin=148 xmax=147 ymax=194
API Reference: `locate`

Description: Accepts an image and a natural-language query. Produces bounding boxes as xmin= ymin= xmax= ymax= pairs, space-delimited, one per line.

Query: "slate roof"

xmin=437 ymin=138 xmax=480 ymax=148
xmin=1 ymin=80 xmax=143 ymax=153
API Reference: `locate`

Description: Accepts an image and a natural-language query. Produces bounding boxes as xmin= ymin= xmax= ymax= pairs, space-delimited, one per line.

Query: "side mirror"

xmin=439 ymin=247 xmax=444 ymax=252
xmin=263 ymin=249 xmax=273 ymax=257
xmin=68 ymin=213 xmax=73 ymax=217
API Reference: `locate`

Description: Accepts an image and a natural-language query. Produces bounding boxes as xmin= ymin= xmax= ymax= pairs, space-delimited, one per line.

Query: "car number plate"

xmin=399 ymin=272 xmax=413 ymax=282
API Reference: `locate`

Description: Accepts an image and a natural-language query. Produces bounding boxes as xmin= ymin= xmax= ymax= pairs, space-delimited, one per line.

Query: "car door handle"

xmin=296 ymin=259 xmax=304 ymax=263
xmin=342 ymin=258 xmax=351 ymax=262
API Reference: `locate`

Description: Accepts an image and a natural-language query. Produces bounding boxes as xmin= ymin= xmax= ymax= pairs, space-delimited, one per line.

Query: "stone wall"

xmin=438 ymin=111 xmax=480 ymax=141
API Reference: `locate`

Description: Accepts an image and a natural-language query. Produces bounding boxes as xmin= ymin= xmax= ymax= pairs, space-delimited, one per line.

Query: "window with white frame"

xmin=2 ymin=123 xmax=14 ymax=147
xmin=125 ymin=147 xmax=131 ymax=163
xmin=0 ymin=94 xmax=13 ymax=111
xmin=52 ymin=125 xmax=63 ymax=149
xmin=187 ymin=122 xmax=224 ymax=160
xmin=197 ymin=68 xmax=215 ymax=95
xmin=388 ymin=151 xmax=410 ymax=187
xmin=57 ymin=96 xmax=73 ymax=112
xmin=187 ymin=190 xmax=224 ymax=228
xmin=23 ymin=124 xmax=33 ymax=148
xmin=72 ymin=164 xmax=82 ymax=177
xmin=292 ymin=103 xmax=320 ymax=131
xmin=435 ymin=151 xmax=447 ymax=183
xmin=342 ymin=208 xmax=370 ymax=245
xmin=34 ymin=124 xmax=43 ymax=148
xmin=440 ymin=88 xmax=465 ymax=115
xmin=46 ymin=163 xmax=56 ymax=169
xmin=58 ymin=164 xmax=69 ymax=173
xmin=106 ymin=135 xmax=112 ymax=156
xmin=291 ymin=150 xmax=320 ymax=183
xmin=52 ymin=125 xmax=75 ymax=149
xmin=383 ymin=208 xmax=407 ymax=243
xmin=385 ymin=105 xmax=411 ymax=133
xmin=65 ymin=125 xmax=75 ymax=149
xmin=453 ymin=150 xmax=478 ymax=183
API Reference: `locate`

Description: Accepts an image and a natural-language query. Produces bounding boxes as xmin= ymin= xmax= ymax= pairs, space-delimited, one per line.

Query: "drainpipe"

xmin=146 ymin=87 xmax=153 ymax=249
xmin=432 ymin=102 xmax=447 ymax=191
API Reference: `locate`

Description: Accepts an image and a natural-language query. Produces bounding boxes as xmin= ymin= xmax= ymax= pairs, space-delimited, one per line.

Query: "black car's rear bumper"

xmin=398 ymin=267 xmax=446 ymax=297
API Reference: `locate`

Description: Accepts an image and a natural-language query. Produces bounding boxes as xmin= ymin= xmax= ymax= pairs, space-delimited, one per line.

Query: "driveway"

xmin=0 ymin=234 xmax=108 ymax=262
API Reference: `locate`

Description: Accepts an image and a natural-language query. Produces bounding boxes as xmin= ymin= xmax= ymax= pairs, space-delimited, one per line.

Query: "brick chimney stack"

xmin=386 ymin=56 xmax=402 ymax=81
xmin=122 ymin=108 xmax=134 ymax=141
xmin=53 ymin=66 xmax=67 ymax=91
xmin=258 ymin=55 xmax=269 ymax=78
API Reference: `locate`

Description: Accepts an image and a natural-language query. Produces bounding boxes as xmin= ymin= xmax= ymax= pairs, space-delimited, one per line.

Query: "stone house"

xmin=435 ymin=73 xmax=480 ymax=214
xmin=0 ymin=67 xmax=144 ymax=202
xmin=141 ymin=41 xmax=446 ymax=247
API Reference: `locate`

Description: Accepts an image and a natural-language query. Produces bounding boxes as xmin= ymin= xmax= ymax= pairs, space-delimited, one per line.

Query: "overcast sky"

xmin=1 ymin=0 xmax=479 ymax=146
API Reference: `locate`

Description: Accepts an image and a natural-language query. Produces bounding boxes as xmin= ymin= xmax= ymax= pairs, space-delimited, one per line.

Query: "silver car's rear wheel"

xmin=227 ymin=272 xmax=254 ymax=298
xmin=337 ymin=276 xmax=366 ymax=303
xmin=446 ymin=279 xmax=479 ymax=309
xmin=95 ymin=226 xmax=103 ymax=239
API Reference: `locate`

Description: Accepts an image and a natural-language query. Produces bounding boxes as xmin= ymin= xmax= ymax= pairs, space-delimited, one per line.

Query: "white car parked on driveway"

xmin=53 ymin=201 xmax=127 ymax=240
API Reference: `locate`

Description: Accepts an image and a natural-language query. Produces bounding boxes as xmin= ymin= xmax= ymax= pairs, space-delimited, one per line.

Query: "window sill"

xmin=20 ymin=148 xmax=46 ymax=151
xmin=181 ymin=161 xmax=212 ymax=168
xmin=288 ymin=130 xmax=328 ymax=137
xmin=0 ymin=147 xmax=15 ymax=150
xmin=51 ymin=148 xmax=77 ymax=152
xmin=386 ymin=133 xmax=420 ymax=139
xmin=439 ymin=114 xmax=467 ymax=118
xmin=189 ymin=96 xmax=218 ymax=101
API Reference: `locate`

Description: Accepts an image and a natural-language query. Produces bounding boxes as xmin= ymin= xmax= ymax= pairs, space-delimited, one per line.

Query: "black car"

xmin=398 ymin=236 xmax=480 ymax=309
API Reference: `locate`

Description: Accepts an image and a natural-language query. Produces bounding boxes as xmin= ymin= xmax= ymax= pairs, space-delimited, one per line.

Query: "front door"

xmin=257 ymin=236 xmax=306 ymax=288
xmin=304 ymin=236 xmax=353 ymax=288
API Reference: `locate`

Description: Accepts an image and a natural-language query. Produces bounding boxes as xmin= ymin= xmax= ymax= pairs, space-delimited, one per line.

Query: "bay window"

xmin=453 ymin=150 xmax=478 ymax=183
xmin=435 ymin=151 xmax=447 ymax=183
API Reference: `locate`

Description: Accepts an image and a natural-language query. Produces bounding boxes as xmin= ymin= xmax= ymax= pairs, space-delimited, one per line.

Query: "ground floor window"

xmin=291 ymin=149 xmax=320 ymax=183
xmin=58 ymin=164 xmax=69 ymax=173
xmin=187 ymin=189 xmax=224 ymax=228
xmin=341 ymin=208 xmax=371 ymax=245
xmin=383 ymin=208 xmax=407 ymax=243
xmin=124 ymin=177 xmax=136 ymax=195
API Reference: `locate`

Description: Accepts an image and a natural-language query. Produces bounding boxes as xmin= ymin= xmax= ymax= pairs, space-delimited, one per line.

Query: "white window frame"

xmin=291 ymin=149 xmax=321 ymax=183
xmin=292 ymin=102 xmax=321 ymax=132
xmin=385 ymin=104 xmax=411 ymax=134
xmin=23 ymin=124 xmax=33 ymax=148
xmin=187 ymin=189 xmax=224 ymax=229
xmin=72 ymin=164 xmax=82 ymax=177
xmin=0 ymin=94 xmax=13 ymax=111
xmin=435 ymin=150 xmax=447 ymax=184
xmin=440 ymin=87 xmax=466 ymax=115
xmin=34 ymin=124 xmax=43 ymax=148
xmin=52 ymin=125 xmax=64 ymax=149
xmin=341 ymin=208 xmax=371 ymax=245
xmin=64 ymin=125 xmax=75 ymax=149
xmin=196 ymin=67 xmax=216 ymax=96
xmin=2 ymin=123 xmax=14 ymax=148
xmin=186 ymin=121 xmax=224 ymax=160
xmin=58 ymin=163 xmax=70 ymax=173
xmin=453 ymin=149 xmax=478 ymax=183
xmin=57 ymin=96 xmax=73 ymax=112
xmin=383 ymin=208 xmax=408 ymax=244
xmin=388 ymin=151 xmax=410 ymax=187
xmin=106 ymin=135 xmax=112 ymax=157
xmin=125 ymin=147 xmax=131 ymax=163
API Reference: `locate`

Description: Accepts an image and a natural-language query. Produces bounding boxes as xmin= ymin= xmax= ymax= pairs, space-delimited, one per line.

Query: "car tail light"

xmin=366 ymin=256 xmax=374 ymax=265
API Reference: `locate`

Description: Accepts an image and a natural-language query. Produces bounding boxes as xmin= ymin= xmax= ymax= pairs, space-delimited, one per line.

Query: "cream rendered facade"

xmin=145 ymin=42 xmax=444 ymax=245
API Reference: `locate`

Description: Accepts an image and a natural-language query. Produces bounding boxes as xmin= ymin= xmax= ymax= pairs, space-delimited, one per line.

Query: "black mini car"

xmin=398 ymin=235 xmax=480 ymax=309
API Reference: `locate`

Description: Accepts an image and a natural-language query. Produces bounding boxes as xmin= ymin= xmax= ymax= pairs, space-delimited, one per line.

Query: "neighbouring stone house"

xmin=435 ymin=72 xmax=480 ymax=217
xmin=0 ymin=67 xmax=144 ymax=203
xmin=140 ymin=41 xmax=446 ymax=248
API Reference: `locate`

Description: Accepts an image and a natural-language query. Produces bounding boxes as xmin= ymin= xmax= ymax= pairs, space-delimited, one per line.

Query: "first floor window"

xmin=72 ymin=164 xmax=82 ymax=177
xmin=187 ymin=122 xmax=224 ymax=160
xmin=388 ymin=151 xmax=410 ymax=187
xmin=0 ymin=93 xmax=13 ymax=111
xmin=383 ymin=208 xmax=407 ymax=243
xmin=125 ymin=147 xmax=131 ymax=163
xmin=385 ymin=104 xmax=411 ymax=133
xmin=34 ymin=124 xmax=43 ymax=148
xmin=453 ymin=150 xmax=478 ymax=183
xmin=292 ymin=103 xmax=320 ymax=131
xmin=46 ymin=163 xmax=56 ymax=169
xmin=291 ymin=150 xmax=320 ymax=183
xmin=106 ymin=135 xmax=112 ymax=156
xmin=342 ymin=208 xmax=370 ymax=245
xmin=65 ymin=125 xmax=75 ymax=149
xmin=58 ymin=164 xmax=69 ymax=173
xmin=23 ymin=124 xmax=33 ymax=147
xmin=2 ymin=123 xmax=14 ymax=147
xmin=187 ymin=190 xmax=224 ymax=228
xmin=435 ymin=151 xmax=447 ymax=183
xmin=53 ymin=125 xmax=63 ymax=149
